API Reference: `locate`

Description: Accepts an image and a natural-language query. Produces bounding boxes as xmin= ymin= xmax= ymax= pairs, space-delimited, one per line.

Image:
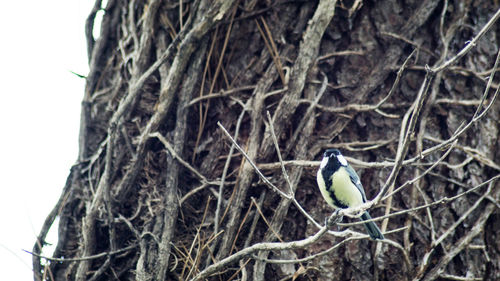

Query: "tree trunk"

xmin=33 ymin=1 xmax=500 ymax=280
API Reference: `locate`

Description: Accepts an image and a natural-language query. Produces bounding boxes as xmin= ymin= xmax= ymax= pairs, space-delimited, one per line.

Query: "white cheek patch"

xmin=320 ymin=157 xmax=329 ymax=169
xmin=337 ymin=154 xmax=348 ymax=166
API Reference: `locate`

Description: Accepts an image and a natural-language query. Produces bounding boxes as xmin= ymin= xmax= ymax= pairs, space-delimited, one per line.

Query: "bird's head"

xmin=320 ymin=148 xmax=348 ymax=170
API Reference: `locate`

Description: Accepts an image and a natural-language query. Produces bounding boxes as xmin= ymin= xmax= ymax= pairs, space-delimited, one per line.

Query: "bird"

xmin=316 ymin=148 xmax=384 ymax=240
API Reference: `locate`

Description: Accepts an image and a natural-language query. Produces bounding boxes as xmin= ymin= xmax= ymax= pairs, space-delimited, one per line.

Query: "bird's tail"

xmin=360 ymin=212 xmax=384 ymax=240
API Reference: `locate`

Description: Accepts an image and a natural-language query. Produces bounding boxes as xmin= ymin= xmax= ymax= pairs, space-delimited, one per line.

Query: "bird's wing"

xmin=345 ymin=164 xmax=367 ymax=201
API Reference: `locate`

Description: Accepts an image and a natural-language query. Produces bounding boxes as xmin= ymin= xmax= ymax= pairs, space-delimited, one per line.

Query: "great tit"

xmin=317 ymin=149 xmax=384 ymax=240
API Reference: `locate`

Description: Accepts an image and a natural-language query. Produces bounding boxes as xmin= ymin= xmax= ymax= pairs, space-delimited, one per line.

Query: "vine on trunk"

xmin=33 ymin=1 xmax=500 ymax=280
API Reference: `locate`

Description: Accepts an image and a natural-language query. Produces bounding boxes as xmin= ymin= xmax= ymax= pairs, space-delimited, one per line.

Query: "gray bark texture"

xmin=33 ymin=1 xmax=500 ymax=280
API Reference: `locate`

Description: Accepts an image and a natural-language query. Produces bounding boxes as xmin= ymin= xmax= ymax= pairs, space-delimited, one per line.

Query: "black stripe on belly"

xmin=328 ymin=188 xmax=349 ymax=209
xmin=322 ymin=168 xmax=349 ymax=209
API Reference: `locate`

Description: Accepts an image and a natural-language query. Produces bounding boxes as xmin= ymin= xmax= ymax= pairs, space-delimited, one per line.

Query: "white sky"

xmin=0 ymin=1 xmax=95 ymax=279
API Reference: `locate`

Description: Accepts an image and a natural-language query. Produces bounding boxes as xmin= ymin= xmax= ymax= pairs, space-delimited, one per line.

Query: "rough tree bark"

xmin=33 ymin=1 xmax=500 ymax=280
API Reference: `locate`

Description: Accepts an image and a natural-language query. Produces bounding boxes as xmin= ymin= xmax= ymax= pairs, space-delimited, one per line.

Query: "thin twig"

xmin=251 ymin=227 xmax=410 ymax=267
xmin=382 ymin=140 xmax=457 ymax=200
xmin=189 ymin=211 xmax=340 ymax=281
xmin=187 ymin=85 xmax=256 ymax=106
xmin=149 ymin=132 xmax=208 ymax=182
xmin=416 ymin=181 xmax=493 ymax=279
xmin=214 ymin=107 xmax=248 ymax=236
xmin=338 ymin=174 xmax=499 ymax=227
xmin=432 ymin=8 xmax=500 ymax=72
xmin=217 ymin=122 xmax=292 ymax=199
xmin=317 ymin=50 xmax=365 ymax=60
xmin=266 ymin=110 xmax=294 ymax=196
xmin=24 ymin=245 xmax=137 ymax=263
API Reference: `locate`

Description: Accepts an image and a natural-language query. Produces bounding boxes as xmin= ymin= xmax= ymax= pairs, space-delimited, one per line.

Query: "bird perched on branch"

xmin=316 ymin=148 xmax=384 ymax=240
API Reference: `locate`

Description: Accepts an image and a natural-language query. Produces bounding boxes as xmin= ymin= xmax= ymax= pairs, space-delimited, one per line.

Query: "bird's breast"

xmin=330 ymin=168 xmax=363 ymax=208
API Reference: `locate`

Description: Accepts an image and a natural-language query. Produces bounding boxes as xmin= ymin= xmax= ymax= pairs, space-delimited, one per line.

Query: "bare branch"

xmin=217 ymin=121 xmax=292 ymax=199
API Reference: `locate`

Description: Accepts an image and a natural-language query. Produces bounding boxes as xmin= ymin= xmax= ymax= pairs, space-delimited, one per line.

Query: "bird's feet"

xmin=325 ymin=209 xmax=343 ymax=227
